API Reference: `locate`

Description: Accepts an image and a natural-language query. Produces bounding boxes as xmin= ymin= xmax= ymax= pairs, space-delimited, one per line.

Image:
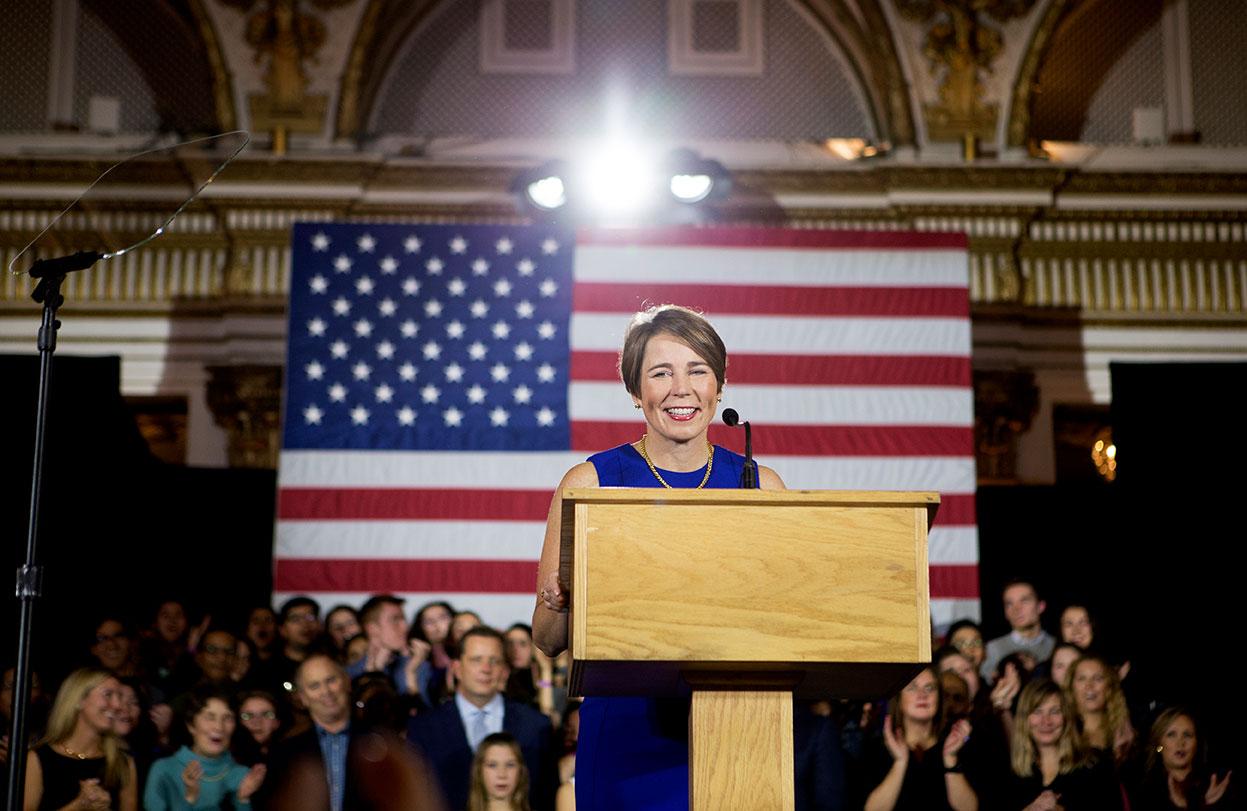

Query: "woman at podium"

xmin=532 ymin=305 xmax=785 ymax=810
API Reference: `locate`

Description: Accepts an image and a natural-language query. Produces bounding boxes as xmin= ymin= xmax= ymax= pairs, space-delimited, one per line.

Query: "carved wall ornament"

xmin=973 ymin=368 xmax=1039 ymax=483
xmin=221 ymin=0 xmax=353 ymax=144
xmin=897 ymin=0 xmax=1038 ymax=143
xmin=206 ymin=364 xmax=284 ymax=469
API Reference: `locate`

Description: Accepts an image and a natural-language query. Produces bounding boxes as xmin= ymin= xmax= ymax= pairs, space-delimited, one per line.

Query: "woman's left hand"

xmin=943 ymin=719 xmax=972 ymax=768
xmin=1206 ymin=771 xmax=1232 ymax=805
xmin=1112 ymin=723 xmax=1135 ymax=760
xmin=238 ymin=764 xmax=267 ymax=801
xmin=539 ymin=571 xmax=569 ymax=614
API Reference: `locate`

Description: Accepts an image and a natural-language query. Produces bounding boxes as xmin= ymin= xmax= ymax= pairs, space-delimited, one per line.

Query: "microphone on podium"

xmin=720 ymin=408 xmax=758 ymax=489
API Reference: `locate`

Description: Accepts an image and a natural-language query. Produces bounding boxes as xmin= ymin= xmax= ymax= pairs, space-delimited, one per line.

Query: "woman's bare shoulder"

xmin=560 ymin=461 xmax=599 ymax=488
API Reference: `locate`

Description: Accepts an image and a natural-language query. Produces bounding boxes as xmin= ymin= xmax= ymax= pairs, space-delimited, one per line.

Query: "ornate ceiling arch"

xmin=334 ymin=0 xmax=916 ymax=146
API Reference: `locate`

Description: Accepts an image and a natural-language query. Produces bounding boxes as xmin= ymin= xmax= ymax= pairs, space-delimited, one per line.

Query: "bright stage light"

xmin=525 ymin=175 xmax=566 ymax=210
xmin=669 ymin=173 xmax=714 ymax=203
xmin=580 ymin=142 xmax=657 ymax=217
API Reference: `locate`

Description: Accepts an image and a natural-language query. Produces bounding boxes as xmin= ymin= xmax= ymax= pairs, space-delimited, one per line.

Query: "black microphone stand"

xmin=6 ymin=251 xmax=101 ymax=811
xmin=739 ymin=419 xmax=758 ymax=489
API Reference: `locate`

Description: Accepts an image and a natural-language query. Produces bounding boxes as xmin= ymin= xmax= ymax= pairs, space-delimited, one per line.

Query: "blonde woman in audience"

xmin=1007 ymin=678 xmax=1120 ymax=810
xmin=1067 ymin=653 xmax=1135 ymax=764
xmin=23 ymin=668 xmax=138 ymax=811
xmin=468 ymin=732 xmax=532 ymax=811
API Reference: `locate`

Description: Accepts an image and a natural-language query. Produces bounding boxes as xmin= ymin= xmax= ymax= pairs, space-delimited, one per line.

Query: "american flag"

xmin=276 ymin=223 xmax=979 ymax=629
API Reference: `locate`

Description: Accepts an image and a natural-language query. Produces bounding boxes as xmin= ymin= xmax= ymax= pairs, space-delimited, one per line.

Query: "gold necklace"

xmin=60 ymin=743 xmax=95 ymax=760
xmin=637 ymin=434 xmax=714 ymax=489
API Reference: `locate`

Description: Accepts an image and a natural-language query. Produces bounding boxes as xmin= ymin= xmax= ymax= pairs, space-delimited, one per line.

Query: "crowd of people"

xmin=0 ymin=579 xmax=1235 ymax=810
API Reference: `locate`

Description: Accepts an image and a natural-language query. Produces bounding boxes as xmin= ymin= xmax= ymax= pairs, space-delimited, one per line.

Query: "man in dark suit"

xmin=255 ymin=654 xmax=447 ymax=811
xmin=408 ymin=626 xmax=555 ymax=811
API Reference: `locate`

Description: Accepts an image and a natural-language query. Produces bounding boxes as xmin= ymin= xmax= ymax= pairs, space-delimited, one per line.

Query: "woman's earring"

xmin=1156 ymin=745 xmax=1164 ymax=754
xmin=634 ymin=402 xmax=642 ymax=409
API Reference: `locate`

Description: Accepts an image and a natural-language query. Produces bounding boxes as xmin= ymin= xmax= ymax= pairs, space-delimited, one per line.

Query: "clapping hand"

xmin=238 ymin=763 xmax=267 ymax=801
xmin=881 ymin=715 xmax=909 ymax=764
xmin=942 ymin=719 xmax=972 ymax=768
xmin=1206 ymin=771 xmax=1232 ymax=805
xmin=1024 ymin=789 xmax=1063 ymax=811
xmin=73 ymin=778 xmax=111 ymax=811
xmin=182 ymin=759 xmax=203 ymax=804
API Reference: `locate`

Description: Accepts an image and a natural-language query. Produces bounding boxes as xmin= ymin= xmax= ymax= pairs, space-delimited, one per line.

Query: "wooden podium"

xmin=560 ymin=488 xmax=937 ymax=811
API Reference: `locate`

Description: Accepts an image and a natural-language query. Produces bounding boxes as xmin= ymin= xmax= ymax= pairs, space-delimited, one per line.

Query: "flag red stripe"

xmin=577 ymin=226 xmax=968 ymax=250
xmin=929 ymin=564 xmax=980 ymax=599
xmin=278 ymin=488 xmax=552 ymax=521
xmin=572 ymin=422 xmax=973 ymax=457
xmin=571 ymin=351 xmax=971 ymax=386
xmin=275 ymin=557 xmax=975 ymax=597
xmin=274 ymin=559 xmax=538 ymax=593
xmin=278 ymin=488 xmax=976 ymax=526
xmin=573 ymin=282 xmax=969 ymax=317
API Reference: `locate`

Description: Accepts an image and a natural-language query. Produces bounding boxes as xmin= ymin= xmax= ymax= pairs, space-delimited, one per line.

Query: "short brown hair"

xmin=618 ymin=305 xmax=727 ymax=398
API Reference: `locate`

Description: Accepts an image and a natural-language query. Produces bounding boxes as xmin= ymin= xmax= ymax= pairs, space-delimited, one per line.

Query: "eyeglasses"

xmin=952 ymin=638 xmax=984 ymax=650
xmin=240 ymin=710 xmax=277 ymax=721
xmin=202 ymin=644 xmax=235 ymax=656
xmin=95 ymin=633 xmax=126 ymax=644
xmin=285 ymin=614 xmax=318 ymax=625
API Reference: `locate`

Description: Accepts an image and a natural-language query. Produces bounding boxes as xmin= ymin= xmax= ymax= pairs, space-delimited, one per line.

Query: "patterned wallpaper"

xmin=73 ymin=3 xmax=161 ymax=133
xmin=0 ymin=0 xmax=53 ymax=132
xmin=1190 ymin=0 xmax=1247 ymax=145
xmin=371 ymin=0 xmax=873 ymax=140
xmin=1079 ymin=13 xmax=1165 ymax=144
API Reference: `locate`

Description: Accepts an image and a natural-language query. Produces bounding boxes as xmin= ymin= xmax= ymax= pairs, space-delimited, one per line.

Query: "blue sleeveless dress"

xmin=575 ymin=442 xmax=753 ymax=811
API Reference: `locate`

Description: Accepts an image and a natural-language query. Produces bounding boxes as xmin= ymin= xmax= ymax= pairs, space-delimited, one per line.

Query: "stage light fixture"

xmin=669 ymin=172 xmax=714 ymax=203
xmin=526 ymin=174 xmax=567 ymax=210
xmin=580 ymin=141 xmax=657 ymax=217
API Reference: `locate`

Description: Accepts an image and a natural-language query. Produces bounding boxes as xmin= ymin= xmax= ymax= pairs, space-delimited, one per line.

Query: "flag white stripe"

xmin=273 ymin=591 xmax=979 ymax=631
xmin=276 ymin=520 xmax=546 ymax=560
xmin=570 ymin=313 xmax=972 ymax=356
xmin=278 ymin=450 xmax=976 ymax=492
xmin=573 ymin=245 xmax=971 ymax=288
xmin=570 ymin=382 xmax=974 ymax=426
xmin=276 ymin=523 xmax=976 ymax=564
xmin=272 ymin=591 xmax=538 ymax=633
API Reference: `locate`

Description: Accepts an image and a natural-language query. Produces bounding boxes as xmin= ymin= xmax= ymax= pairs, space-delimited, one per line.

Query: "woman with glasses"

xmin=231 ymin=690 xmax=282 ymax=766
xmin=861 ymin=665 xmax=978 ymax=811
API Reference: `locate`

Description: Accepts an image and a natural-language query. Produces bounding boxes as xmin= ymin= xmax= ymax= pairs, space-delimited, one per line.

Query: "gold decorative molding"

xmin=188 ymin=0 xmax=239 ymax=131
xmin=206 ymin=364 xmax=284 ymax=469
xmin=974 ymin=368 xmax=1038 ymax=484
xmin=1007 ymin=0 xmax=1072 ymax=147
xmin=897 ymin=0 xmax=1038 ymax=143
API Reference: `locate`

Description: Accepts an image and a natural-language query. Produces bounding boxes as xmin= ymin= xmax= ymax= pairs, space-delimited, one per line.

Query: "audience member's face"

xmin=197 ymin=630 xmax=238 ymax=683
xmin=1050 ymin=647 xmax=1080 ymax=688
xmin=1160 ymin=715 xmax=1196 ymax=772
xmin=346 ymin=634 xmax=369 ymax=665
xmin=281 ymin=604 xmax=321 ymax=649
xmin=232 ymin=640 xmax=251 ymax=682
xmin=297 ymin=656 xmax=349 ymax=728
xmin=2 ymin=668 xmax=43 ymax=725
xmin=1072 ymin=660 xmax=1107 ymax=713
xmin=949 ymin=627 xmax=985 ymax=669
xmin=899 ymin=669 xmax=938 ymax=724
xmin=563 ymin=707 xmax=580 ymax=748
xmin=248 ymin=607 xmax=277 ymax=649
xmin=482 ymin=743 xmax=521 ymax=801
xmin=1028 ymin=693 xmax=1064 ymax=747
xmin=91 ymin=620 xmax=131 ymax=671
xmin=504 ymin=628 xmax=533 ymax=669
xmin=188 ymin=697 xmax=235 ymax=758
xmin=1003 ymin=584 xmax=1044 ymax=631
xmin=370 ymin=602 xmax=409 ymax=652
xmin=451 ymin=612 xmax=482 ymax=645
xmin=239 ymin=696 xmax=280 ymax=746
xmin=455 ymin=635 xmax=505 ymax=706
xmin=937 ymin=651 xmax=980 ymax=701
xmin=420 ymin=606 xmax=453 ymax=645
xmin=113 ymin=684 xmax=141 ymax=737
xmin=79 ymin=677 xmax=123 ymax=735
xmin=939 ymin=671 xmax=971 ymax=719
xmin=326 ymin=609 xmax=362 ymax=649
xmin=156 ymin=602 xmax=188 ymax=643
xmin=1060 ymin=606 xmax=1093 ymax=649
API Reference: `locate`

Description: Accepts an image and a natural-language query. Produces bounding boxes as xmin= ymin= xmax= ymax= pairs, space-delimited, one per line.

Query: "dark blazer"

xmin=407 ymin=697 xmax=555 ymax=811
xmin=253 ymin=725 xmax=448 ymax=811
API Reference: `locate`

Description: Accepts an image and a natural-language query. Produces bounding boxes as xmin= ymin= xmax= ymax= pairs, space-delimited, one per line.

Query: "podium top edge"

xmin=561 ymin=488 xmax=940 ymax=507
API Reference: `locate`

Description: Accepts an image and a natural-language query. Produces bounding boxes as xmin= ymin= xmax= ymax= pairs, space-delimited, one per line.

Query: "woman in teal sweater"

xmin=144 ymin=686 xmax=266 ymax=809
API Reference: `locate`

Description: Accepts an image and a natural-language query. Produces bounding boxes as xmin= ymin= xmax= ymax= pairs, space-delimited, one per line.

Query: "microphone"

xmin=720 ymin=408 xmax=758 ymax=488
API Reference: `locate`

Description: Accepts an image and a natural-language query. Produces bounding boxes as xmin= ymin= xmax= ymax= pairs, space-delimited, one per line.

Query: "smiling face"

xmin=91 ymin=620 xmax=131 ymax=671
xmin=1060 ymin=606 xmax=1093 ymax=648
xmin=481 ymin=742 xmax=521 ymax=801
xmin=949 ymin=626 xmax=985 ymax=668
xmin=1072 ymin=659 xmax=1108 ymax=714
xmin=899 ymin=668 xmax=939 ymax=724
xmin=1028 ymin=693 xmax=1065 ymax=747
xmin=78 ymin=677 xmax=123 ymax=736
xmin=1050 ymin=646 xmax=1081 ymax=688
xmin=296 ymin=656 xmax=349 ymax=729
xmin=1160 ymin=715 xmax=1197 ymax=771
xmin=454 ymin=634 xmax=505 ymax=707
xmin=326 ymin=609 xmax=361 ymax=649
xmin=112 ymin=684 xmax=141 ymax=736
xmin=636 ymin=334 xmax=720 ymax=447
xmin=188 ymin=697 xmax=235 ymax=758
